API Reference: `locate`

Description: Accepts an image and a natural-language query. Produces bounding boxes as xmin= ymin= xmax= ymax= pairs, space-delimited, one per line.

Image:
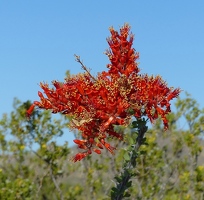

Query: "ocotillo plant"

xmin=27 ymin=24 xmax=180 ymax=199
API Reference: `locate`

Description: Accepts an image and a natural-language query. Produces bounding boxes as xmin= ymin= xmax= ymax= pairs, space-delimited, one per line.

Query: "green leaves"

xmin=111 ymin=118 xmax=148 ymax=199
xmin=0 ymin=93 xmax=204 ymax=199
xmin=0 ymin=98 xmax=72 ymax=200
xmin=123 ymin=152 xmax=131 ymax=161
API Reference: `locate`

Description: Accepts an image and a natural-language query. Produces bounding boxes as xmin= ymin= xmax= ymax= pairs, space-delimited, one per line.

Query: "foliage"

xmin=0 ymin=99 xmax=71 ymax=200
xmin=0 ymin=94 xmax=204 ymax=199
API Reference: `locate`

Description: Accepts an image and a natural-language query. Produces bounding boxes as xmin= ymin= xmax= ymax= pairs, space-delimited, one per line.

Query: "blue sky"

xmin=0 ymin=1 xmax=204 ymax=145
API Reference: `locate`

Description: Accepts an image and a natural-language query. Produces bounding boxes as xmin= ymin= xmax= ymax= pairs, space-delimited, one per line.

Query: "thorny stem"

xmin=74 ymin=54 xmax=97 ymax=81
xmin=113 ymin=121 xmax=148 ymax=200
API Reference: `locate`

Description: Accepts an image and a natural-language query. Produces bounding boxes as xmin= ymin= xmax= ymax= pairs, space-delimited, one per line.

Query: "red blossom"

xmin=27 ymin=23 xmax=181 ymax=162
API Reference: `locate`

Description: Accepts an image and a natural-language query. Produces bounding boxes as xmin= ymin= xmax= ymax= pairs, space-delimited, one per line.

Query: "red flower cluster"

xmin=27 ymin=24 xmax=180 ymax=162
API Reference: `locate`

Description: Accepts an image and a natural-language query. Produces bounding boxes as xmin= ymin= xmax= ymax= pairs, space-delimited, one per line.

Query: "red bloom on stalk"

xmin=27 ymin=24 xmax=180 ymax=162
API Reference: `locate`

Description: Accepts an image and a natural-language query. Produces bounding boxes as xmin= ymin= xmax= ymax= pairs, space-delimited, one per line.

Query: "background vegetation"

xmin=0 ymin=93 xmax=204 ymax=200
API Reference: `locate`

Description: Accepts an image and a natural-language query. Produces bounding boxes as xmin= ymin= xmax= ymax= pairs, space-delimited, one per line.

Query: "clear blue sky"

xmin=0 ymin=1 xmax=204 ymax=145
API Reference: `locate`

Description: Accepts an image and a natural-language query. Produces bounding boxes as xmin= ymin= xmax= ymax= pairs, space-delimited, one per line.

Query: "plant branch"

xmin=49 ymin=166 xmax=64 ymax=200
xmin=111 ymin=119 xmax=148 ymax=200
xmin=74 ymin=54 xmax=97 ymax=81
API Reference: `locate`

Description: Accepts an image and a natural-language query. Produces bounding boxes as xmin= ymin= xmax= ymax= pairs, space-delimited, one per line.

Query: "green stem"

xmin=111 ymin=119 xmax=148 ymax=200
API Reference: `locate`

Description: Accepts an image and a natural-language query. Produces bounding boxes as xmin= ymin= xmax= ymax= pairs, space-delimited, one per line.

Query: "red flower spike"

xmin=100 ymin=116 xmax=115 ymax=132
xmin=93 ymin=149 xmax=101 ymax=154
xmin=99 ymin=138 xmax=116 ymax=154
xmin=78 ymin=144 xmax=88 ymax=150
xmin=96 ymin=142 xmax=104 ymax=149
xmin=26 ymin=104 xmax=35 ymax=119
xmin=73 ymin=139 xmax=87 ymax=145
xmin=27 ymin=23 xmax=181 ymax=162
xmin=88 ymin=138 xmax=94 ymax=144
xmin=71 ymin=151 xmax=92 ymax=162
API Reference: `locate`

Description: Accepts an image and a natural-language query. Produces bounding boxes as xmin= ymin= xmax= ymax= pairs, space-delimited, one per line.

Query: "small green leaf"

xmin=123 ymin=152 xmax=130 ymax=161
xmin=128 ymin=137 xmax=135 ymax=145
xmin=127 ymin=181 xmax=132 ymax=187
xmin=115 ymin=176 xmax=122 ymax=182
xmin=124 ymin=192 xmax=131 ymax=197
xmin=132 ymin=121 xmax=138 ymax=128
xmin=111 ymin=187 xmax=118 ymax=193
